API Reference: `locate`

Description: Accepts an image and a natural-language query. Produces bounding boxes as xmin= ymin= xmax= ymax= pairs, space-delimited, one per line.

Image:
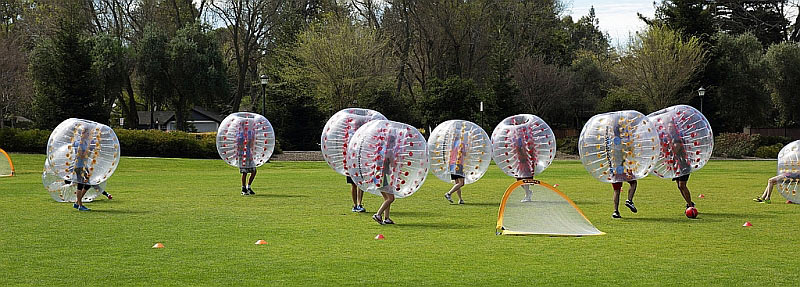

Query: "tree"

xmin=509 ymin=56 xmax=574 ymax=127
xmin=419 ymin=77 xmax=482 ymax=128
xmin=209 ymin=0 xmax=281 ymax=113
xmin=764 ymin=42 xmax=800 ymax=126
xmin=708 ymin=32 xmax=771 ymax=131
xmin=614 ymin=25 xmax=706 ymax=112
xmin=30 ymin=24 xmax=105 ymax=128
xmin=641 ymin=0 xmax=715 ymax=43
xmin=286 ymin=15 xmax=390 ymax=111
xmin=0 ymin=35 xmax=31 ymax=128
xmin=91 ymin=33 xmax=128 ymax=125
xmin=136 ymin=25 xmax=170 ymax=128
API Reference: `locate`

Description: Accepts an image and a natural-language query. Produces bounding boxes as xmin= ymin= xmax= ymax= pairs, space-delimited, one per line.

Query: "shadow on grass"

xmin=389 ymin=210 xmax=441 ymax=217
xmin=89 ymin=209 xmax=150 ymax=214
xmin=698 ymin=212 xmax=775 ymax=219
xmin=624 ymin=217 xmax=697 ymax=223
xmin=393 ymin=222 xmax=474 ymax=229
xmin=458 ymin=202 xmax=498 ymax=207
xmin=251 ymin=194 xmax=307 ymax=198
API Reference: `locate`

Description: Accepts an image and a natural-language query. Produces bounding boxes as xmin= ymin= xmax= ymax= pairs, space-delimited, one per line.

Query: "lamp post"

xmin=697 ymin=87 xmax=706 ymax=113
xmin=260 ymin=75 xmax=268 ymax=116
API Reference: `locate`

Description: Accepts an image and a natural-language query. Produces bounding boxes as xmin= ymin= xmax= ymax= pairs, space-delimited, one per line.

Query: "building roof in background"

xmin=137 ymin=111 xmax=175 ymax=126
xmin=136 ymin=107 xmax=223 ymax=126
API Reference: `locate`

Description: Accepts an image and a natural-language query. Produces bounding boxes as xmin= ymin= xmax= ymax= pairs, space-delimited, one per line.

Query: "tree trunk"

xmin=124 ymin=74 xmax=138 ymax=129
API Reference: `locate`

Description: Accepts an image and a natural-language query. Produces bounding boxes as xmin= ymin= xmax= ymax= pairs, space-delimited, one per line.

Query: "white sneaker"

xmin=521 ymin=197 xmax=533 ymax=202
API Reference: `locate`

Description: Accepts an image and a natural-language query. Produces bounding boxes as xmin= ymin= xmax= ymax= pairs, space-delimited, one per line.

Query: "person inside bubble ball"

xmin=444 ymin=132 xmax=467 ymax=204
xmin=754 ymin=172 xmax=800 ymax=203
xmin=71 ymin=128 xmax=95 ymax=211
xmin=236 ymin=121 xmax=258 ymax=195
xmin=610 ymin=127 xmax=638 ymax=218
xmin=372 ymin=133 xmax=397 ymax=225
xmin=666 ymin=124 xmax=695 ymax=210
xmin=348 ymin=176 xmax=366 ymax=212
xmin=514 ymin=129 xmax=535 ymax=202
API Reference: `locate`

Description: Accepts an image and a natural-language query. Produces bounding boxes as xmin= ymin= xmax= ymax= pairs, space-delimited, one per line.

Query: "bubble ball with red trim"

xmin=647 ymin=105 xmax=713 ymax=179
xmin=216 ymin=112 xmax=275 ymax=168
xmin=346 ymin=120 xmax=429 ymax=198
xmin=491 ymin=114 xmax=556 ymax=179
xmin=776 ymin=140 xmax=800 ymax=202
xmin=46 ymin=118 xmax=120 ymax=185
xmin=578 ymin=110 xmax=659 ymax=183
xmin=428 ymin=120 xmax=491 ymax=184
xmin=320 ymin=108 xmax=387 ymax=176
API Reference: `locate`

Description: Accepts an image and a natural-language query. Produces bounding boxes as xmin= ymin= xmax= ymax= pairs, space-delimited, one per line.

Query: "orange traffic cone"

xmin=152 ymin=243 xmax=164 ymax=248
xmin=374 ymin=234 xmax=385 ymax=240
xmin=698 ymin=194 xmax=705 ymax=198
xmin=743 ymin=222 xmax=753 ymax=227
xmin=255 ymin=240 xmax=268 ymax=245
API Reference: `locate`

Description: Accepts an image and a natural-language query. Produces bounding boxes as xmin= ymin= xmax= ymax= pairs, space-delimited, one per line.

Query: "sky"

xmin=566 ymin=0 xmax=657 ymax=46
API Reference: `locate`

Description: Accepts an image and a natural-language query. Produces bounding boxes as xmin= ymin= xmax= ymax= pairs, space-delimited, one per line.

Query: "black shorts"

xmin=450 ymin=174 xmax=465 ymax=180
xmin=346 ymin=176 xmax=354 ymax=184
xmin=672 ymin=174 xmax=690 ymax=182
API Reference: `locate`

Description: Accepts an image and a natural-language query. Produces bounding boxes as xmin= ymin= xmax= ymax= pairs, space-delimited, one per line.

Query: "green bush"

xmin=713 ymin=132 xmax=756 ymax=158
xmin=0 ymin=128 xmax=282 ymax=158
xmin=751 ymin=134 xmax=792 ymax=147
xmin=557 ymin=136 xmax=579 ymax=155
xmin=754 ymin=143 xmax=784 ymax=159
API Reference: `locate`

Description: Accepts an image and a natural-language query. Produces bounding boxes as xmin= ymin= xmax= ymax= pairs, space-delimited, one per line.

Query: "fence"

xmin=743 ymin=127 xmax=800 ymax=140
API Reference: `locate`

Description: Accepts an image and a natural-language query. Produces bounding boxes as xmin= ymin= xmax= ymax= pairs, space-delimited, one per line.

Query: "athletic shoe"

xmin=77 ymin=205 xmax=91 ymax=211
xmin=625 ymin=200 xmax=637 ymax=213
xmin=753 ymin=196 xmax=764 ymax=202
xmin=612 ymin=211 xmax=621 ymax=218
xmin=372 ymin=214 xmax=384 ymax=225
xmin=383 ymin=218 xmax=395 ymax=224
xmin=444 ymin=193 xmax=453 ymax=203
xmin=521 ymin=196 xmax=533 ymax=202
xmin=458 ymin=199 xmax=465 ymax=205
xmin=73 ymin=203 xmax=79 ymax=209
xmin=356 ymin=205 xmax=367 ymax=213
xmin=247 ymin=187 xmax=255 ymax=195
xmin=686 ymin=201 xmax=695 ymax=209
xmin=351 ymin=206 xmax=359 ymax=212
xmin=241 ymin=190 xmax=249 ymax=196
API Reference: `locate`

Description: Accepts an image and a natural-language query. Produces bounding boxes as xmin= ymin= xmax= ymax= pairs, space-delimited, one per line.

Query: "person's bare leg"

xmin=763 ymin=175 xmax=782 ymax=200
xmin=382 ymin=193 xmax=395 ymax=220
xmin=446 ymin=179 xmax=464 ymax=197
xmin=523 ymin=185 xmax=532 ymax=200
xmin=455 ymin=178 xmax=464 ymax=201
xmin=677 ymin=181 xmax=693 ymax=206
xmin=627 ymin=181 xmax=637 ymax=202
xmin=356 ymin=188 xmax=364 ymax=206
xmin=76 ymin=187 xmax=87 ymax=207
xmin=248 ymin=169 xmax=257 ymax=185
xmin=241 ymin=173 xmax=247 ymax=187
xmin=613 ymin=188 xmax=621 ymax=213
xmin=351 ymin=183 xmax=359 ymax=206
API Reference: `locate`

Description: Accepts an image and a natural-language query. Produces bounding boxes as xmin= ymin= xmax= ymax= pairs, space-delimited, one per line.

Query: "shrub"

xmin=557 ymin=136 xmax=579 ymax=155
xmin=0 ymin=128 xmax=282 ymax=158
xmin=713 ymin=132 xmax=755 ymax=158
xmin=755 ymin=143 xmax=784 ymax=159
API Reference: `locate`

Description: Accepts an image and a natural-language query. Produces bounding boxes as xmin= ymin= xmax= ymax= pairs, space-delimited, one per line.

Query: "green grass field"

xmin=1 ymin=153 xmax=798 ymax=285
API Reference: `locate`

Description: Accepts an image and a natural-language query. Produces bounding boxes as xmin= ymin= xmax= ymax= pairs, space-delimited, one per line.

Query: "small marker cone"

xmin=787 ymin=200 xmax=794 ymax=204
xmin=743 ymin=221 xmax=753 ymax=227
xmin=374 ymin=234 xmax=385 ymax=240
xmin=698 ymin=194 xmax=705 ymax=198
xmin=255 ymin=240 xmax=268 ymax=245
xmin=553 ymin=184 xmax=559 ymax=187
xmin=152 ymin=243 xmax=164 ymax=248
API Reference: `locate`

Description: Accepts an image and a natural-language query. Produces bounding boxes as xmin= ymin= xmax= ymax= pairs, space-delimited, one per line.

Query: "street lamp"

xmin=260 ymin=75 xmax=268 ymax=116
xmin=697 ymin=87 xmax=706 ymax=113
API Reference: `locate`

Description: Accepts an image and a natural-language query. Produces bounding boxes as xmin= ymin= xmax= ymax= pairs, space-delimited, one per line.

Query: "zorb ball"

xmin=647 ymin=105 xmax=713 ymax=178
xmin=491 ymin=114 xmax=556 ymax=178
xmin=578 ymin=110 xmax=659 ymax=183
xmin=428 ymin=120 xmax=491 ymax=184
xmin=776 ymin=140 xmax=800 ymax=202
xmin=46 ymin=118 xmax=120 ymax=185
xmin=320 ymin=108 xmax=387 ymax=175
xmin=43 ymin=158 xmax=104 ymax=202
xmin=346 ymin=120 xmax=429 ymax=198
xmin=216 ymin=112 xmax=275 ymax=168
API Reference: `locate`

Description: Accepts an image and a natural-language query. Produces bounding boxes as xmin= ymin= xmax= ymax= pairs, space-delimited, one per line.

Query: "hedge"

xmin=0 ymin=128 xmax=282 ymax=159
